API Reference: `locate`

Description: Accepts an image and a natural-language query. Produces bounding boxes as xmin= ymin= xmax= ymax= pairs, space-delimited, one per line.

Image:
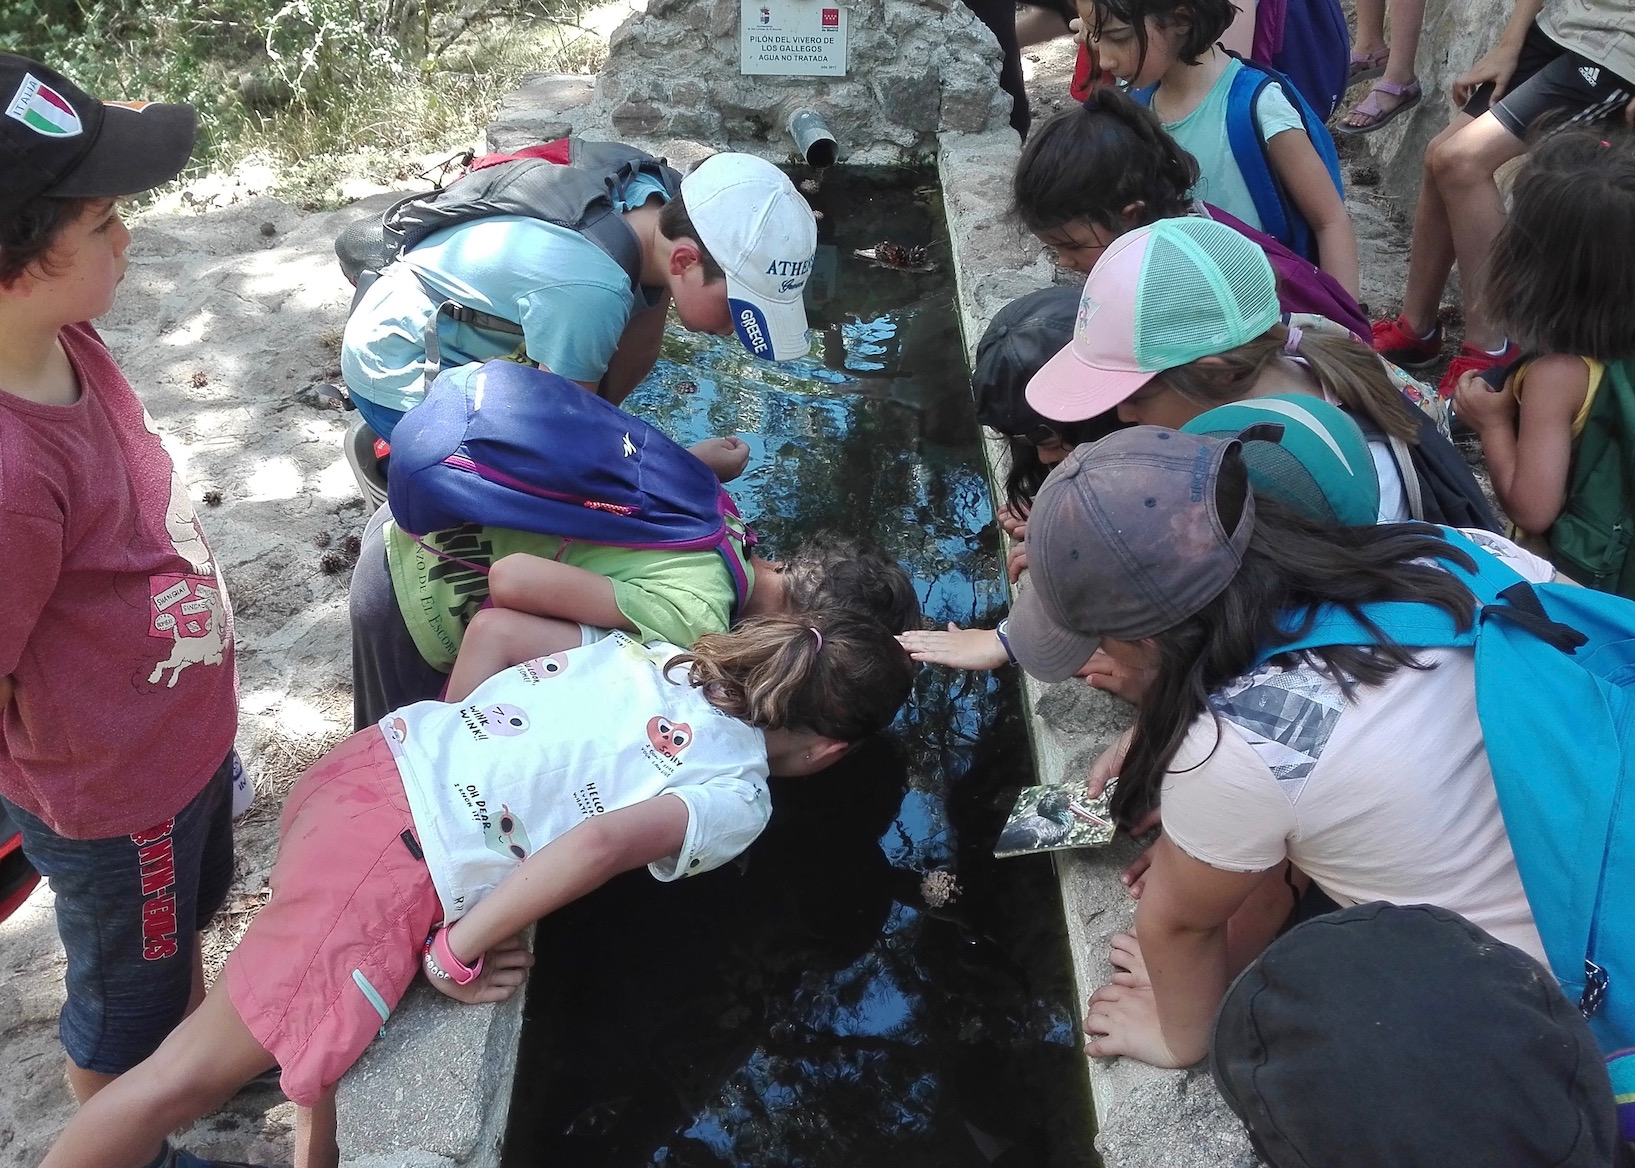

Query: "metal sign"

xmin=741 ymin=1 xmax=848 ymax=77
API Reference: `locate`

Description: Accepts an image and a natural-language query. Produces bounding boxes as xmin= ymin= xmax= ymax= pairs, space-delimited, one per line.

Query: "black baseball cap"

xmin=971 ymin=285 xmax=1080 ymax=439
xmin=1 ymin=54 xmax=197 ymax=219
xmin=1211 ymin=902 xmax=1625 ymax=1168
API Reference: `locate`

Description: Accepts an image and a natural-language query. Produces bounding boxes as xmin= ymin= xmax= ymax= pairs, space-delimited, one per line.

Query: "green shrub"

xmin=1 ymin=0 xmax=601 ymax=191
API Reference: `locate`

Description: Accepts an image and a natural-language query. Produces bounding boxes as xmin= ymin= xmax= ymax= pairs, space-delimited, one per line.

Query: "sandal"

xmin=1347 ymin=48 xmax=1390 ymax=86
xmin=1336 ymin=78 xmax=1422 ymax=135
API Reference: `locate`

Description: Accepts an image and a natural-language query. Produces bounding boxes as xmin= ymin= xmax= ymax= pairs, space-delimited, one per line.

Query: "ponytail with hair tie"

xmin=670 ymin=612 xmax=913 ymax=743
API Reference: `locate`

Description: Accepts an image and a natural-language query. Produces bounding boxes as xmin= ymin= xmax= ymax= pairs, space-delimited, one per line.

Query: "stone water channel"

xmin=498 ymin=167 xmax=1096 ymax=1166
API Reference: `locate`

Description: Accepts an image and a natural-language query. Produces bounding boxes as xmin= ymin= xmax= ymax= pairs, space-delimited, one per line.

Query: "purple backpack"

xmin=387 ymin=361 xmax=755 ymax=610
xmin=1202 ymin=203 xmax=1371 ymax=343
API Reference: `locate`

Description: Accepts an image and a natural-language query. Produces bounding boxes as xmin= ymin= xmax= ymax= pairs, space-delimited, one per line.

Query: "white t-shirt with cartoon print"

xmin=382 ymin=631 xmax=771 ymax=922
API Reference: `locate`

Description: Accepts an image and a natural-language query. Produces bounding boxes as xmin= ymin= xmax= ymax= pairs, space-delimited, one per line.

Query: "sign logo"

xmin=759 ymin=5 xmax=771 ymax=23
xmin=6 ymin=74 xmax=83 ymax=138
xmin=822 ymin=7 xmax=839 ymax=26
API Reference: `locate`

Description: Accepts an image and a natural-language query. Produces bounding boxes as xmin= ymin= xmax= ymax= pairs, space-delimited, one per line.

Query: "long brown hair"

xmin=1112 ymin=475 xmax=1477 ymax=827
xmin=1487 ymin=129 xmax=1635 ymax=361
xmin=671 ymin=611 xmax=914 ymax=742
xmin=1149 ymin=322 xmax=1420 ymax=442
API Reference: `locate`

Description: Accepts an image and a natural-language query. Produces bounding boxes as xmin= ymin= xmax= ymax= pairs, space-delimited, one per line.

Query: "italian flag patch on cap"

xmin=7 ymin=74 xmax=83 ymax=138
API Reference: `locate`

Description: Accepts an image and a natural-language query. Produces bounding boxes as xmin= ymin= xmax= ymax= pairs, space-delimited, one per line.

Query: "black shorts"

xmin=1463 ymin=20 xmax=1635 ymax=138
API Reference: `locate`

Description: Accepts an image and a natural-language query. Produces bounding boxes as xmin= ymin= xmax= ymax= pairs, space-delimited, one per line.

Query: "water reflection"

xmin=500 ymin=169 xmax=1095 ymax=1168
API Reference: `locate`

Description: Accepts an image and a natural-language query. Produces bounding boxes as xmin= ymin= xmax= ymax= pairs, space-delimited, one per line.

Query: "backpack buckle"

xmin=1580 ymin=958 xmax=1608 ymax=1018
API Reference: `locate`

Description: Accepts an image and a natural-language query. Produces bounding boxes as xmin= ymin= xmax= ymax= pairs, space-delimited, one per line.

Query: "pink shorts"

xmin=223 ymin=729 xmax=441 ymax=1106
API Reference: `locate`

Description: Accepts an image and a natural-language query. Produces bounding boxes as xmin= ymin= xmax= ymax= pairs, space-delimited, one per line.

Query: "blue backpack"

xmin=1264 ymin=0 xmax=1351 ymax=122
xmin=1134 ymin=58 xmax=1345 ymax=263
xmin=1255 ymin=528 xmax=1634 ymax=1133
xmin=387 ymin=361 xmax=756 ymax=611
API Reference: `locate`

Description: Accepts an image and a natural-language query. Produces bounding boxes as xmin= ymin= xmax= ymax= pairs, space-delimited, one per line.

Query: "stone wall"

xmin=574 ymin=0 xmax=1011 ymax=163
xmin=1357 ymin=0 xmax=1519 ymax=206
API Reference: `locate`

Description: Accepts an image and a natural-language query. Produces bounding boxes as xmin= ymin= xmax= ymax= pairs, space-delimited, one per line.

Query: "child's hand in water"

xmin=425 ymin=931 xmax=535 ymax=1005
xmin=1451 ymin=368 xmax=1516 ymax=434
xmin=897 ymin=623 xmax=1010 ymax=670
xmin=688 ymin=436 xmax=751 ymax=482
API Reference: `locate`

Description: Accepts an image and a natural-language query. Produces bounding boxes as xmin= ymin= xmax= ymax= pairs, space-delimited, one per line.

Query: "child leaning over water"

xmin=1079 ymin=0 xmax=1360 ymax=297
xmin=1453 ymin=130 xmax=1635 ymax=597
xmin=43 ymin=611 xmax=915 ymax=1168
xmin=1012 ymin=86 xmax=1369 ymax=338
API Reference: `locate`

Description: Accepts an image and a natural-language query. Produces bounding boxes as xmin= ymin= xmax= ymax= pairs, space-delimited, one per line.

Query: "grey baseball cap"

xmin=1007 ymin=427 xmax=1254 ymax=682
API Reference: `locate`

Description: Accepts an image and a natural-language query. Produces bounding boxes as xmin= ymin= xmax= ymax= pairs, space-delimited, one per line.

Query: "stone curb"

xmin=936 ymin=128 xmax=1258 ymax=1168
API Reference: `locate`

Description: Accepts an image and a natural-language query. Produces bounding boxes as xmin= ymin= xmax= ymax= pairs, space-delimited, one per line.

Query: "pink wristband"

xmin=426 ymin=926 xmax=484 ymax=985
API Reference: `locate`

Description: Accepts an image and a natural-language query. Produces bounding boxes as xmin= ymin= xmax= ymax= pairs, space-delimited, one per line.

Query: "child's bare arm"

xmin=1456 ymin=357 xmax=1588 ymax=535
xmin=442 ymin=795 xmax=690 ymax=965
xmin=446 ymin=608 xmax=585 ymax=702
xmin=1266 ymin=131 xmax=1360 ymax=299
xmin=488 ymin=552 xmax=635 ymax=631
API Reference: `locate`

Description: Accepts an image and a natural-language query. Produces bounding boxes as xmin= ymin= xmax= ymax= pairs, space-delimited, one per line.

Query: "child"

xmin=1081 ymin=0 xmax=1360 ymax=296
xmin=1004 ymin=429 xmax=1554 ymax=1070
xmin=42 ymin=611 xmax=916 ymax=1168
xmin=0 ymin=56 xmax=239 ymax=1105
xmin=1453 ymin=130 xmax=1635 ymax=596
xmin=970 ymin=285 xmax=1125 ymax=574
xmin=898 ymin=393 xmax=1382 ymax=696
xmin=1012 ymin=87 xmax=1369 ymax=338
xmin=352 ymin=494 xmax=919 ymax=727
xmin=342 ymin=151 xmax=819 ymax=439
xmin=1025 ymin=218 xmax=1498 ymax=530
xmin=442 ymin=530 xmax=920 ymax=705
xmin=1372 ymin=0 xmax=1634 ymax=395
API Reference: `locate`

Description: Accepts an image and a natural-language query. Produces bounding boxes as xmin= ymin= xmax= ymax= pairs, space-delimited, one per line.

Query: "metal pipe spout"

xmin=788 ymin=107 xmax=838 ymax=169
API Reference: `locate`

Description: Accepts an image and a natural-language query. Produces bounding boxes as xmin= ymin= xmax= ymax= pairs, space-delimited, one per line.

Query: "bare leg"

xmin=1400 ymin=115 xmax=1475 ymax=334
xmin=446 ymin=608 xmax=585 ymax=702
xmin=295 ymin=1090 xmax=340 ymax=1168
xmin=1015 ymin=4 xmax=1070 ymax=46
xmin=1425 ymin=111 xmax=1527 ymax=350
xmin=1382 ymin=0 xmax=1426 ymax=87
xmin=65 ymin=933 xmax=208 ymax=1104
xmin=43 ymin=984 xmax=275 ymax=1168
xmin=1352 ymin=0 xmax=1386 ymax=57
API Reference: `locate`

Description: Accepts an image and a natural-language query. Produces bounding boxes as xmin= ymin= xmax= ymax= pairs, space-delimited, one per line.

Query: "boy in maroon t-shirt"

xmin=0 ymin=53 xmax=242 ymax=1129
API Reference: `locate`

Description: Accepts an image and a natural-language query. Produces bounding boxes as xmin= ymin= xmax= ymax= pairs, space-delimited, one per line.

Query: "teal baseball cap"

xmin=1025 ymin=218 xmax=1282 ymax=422
xmin=1180 ymin=395 xmax=1381 ymax=526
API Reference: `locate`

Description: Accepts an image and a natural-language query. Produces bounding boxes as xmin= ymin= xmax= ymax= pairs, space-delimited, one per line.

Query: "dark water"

xmin=500 ymin=168 xmax=1096 ymax=1168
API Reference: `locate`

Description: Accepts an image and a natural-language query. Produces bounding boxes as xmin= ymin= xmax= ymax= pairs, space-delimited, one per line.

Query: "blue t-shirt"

xmin=1160 ymin=57 xmax=1305 ymax=232
xmin=341 ymin=173 xmax=669 ymax=413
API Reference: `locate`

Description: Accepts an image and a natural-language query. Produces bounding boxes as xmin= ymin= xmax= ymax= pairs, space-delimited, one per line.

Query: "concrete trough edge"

xmin=936 ymin=129 xmax=1257 ymax=1168
xmin=329 ymin=99 xmax=1255 ymax=1168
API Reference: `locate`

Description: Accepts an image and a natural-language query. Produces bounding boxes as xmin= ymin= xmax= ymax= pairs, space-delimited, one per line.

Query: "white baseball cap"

xmin=681 ymin=153 xmax=818 ymax=362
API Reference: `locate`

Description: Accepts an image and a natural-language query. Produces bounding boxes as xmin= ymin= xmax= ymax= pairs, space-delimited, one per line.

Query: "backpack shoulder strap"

xmin=1386 ymin=432 xmax=1426 ymax=521
xmin=1253 ymin=529 xmax=1524 ymax=666
xmin=1224 ymin=63 xmax=1292 ymax=249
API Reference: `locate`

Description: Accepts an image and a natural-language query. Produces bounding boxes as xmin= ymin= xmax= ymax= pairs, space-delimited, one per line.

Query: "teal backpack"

xmin=1255 ymin=527 xmax=1633 ymax=1137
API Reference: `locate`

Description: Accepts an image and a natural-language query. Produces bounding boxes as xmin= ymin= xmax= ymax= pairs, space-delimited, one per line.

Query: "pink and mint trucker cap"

xmin=1025 ymin=217 xmax=1282 ymax=423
